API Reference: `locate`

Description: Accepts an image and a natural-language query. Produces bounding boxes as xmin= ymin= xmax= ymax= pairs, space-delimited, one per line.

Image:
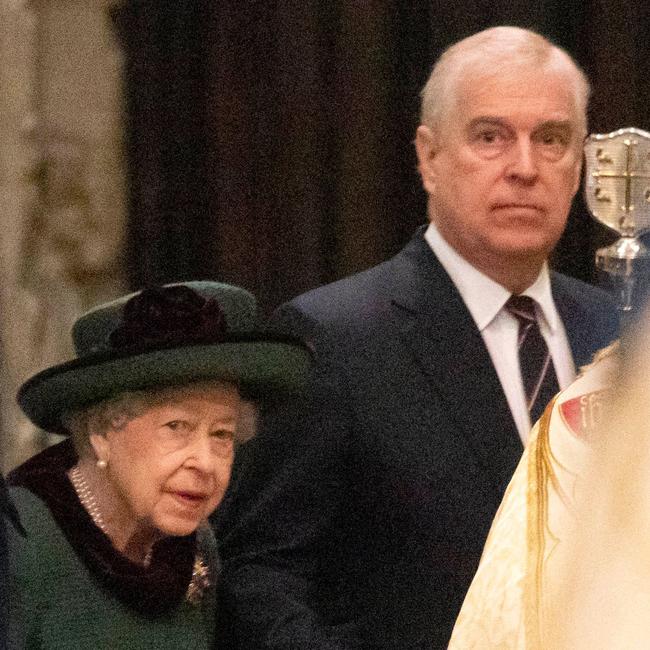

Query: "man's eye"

xmin=535 ymin=130 xmax=571 ymax=160
xmin=541 ymin=133 xmax=563 ymax=145
xmin=537 ymin=129 xmax=570 ymax=147
xmin=165 ymin=420 xmax=184 ymax=431
xmin=479 ymin=131 xmax=500 ymax=143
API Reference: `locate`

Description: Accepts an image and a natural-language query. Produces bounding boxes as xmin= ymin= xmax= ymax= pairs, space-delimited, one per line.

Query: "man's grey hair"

xmin=420 ymin=26 xmax=590 ymax=137
xmin=62 ymin=380 xmax=257 ymax=457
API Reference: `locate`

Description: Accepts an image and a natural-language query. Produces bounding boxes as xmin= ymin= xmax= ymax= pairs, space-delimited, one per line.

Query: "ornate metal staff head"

xmin=584 ymin=127 xmax=650 ymax=311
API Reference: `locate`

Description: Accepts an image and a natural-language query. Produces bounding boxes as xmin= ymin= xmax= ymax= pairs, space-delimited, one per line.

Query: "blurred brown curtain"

xmin=113 ymin=1 xmax=650 ymax=316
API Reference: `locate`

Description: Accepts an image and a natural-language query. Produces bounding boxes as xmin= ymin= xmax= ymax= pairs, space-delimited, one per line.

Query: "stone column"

xmin=0 ymin=0 xmax=126 ymax=470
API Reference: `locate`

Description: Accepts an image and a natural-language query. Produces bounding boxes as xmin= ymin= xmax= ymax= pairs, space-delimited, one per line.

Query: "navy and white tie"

xmin=505 ymin=294 xmax=560 ymax=424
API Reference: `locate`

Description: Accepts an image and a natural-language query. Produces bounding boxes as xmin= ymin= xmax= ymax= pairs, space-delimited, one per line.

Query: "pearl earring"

xmin=96 ymin=459 xmax=108 ymax=470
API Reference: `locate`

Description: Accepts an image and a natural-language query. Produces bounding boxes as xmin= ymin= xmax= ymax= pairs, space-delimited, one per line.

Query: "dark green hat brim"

xmin=18 ymin=336 xmax=311 ymax=434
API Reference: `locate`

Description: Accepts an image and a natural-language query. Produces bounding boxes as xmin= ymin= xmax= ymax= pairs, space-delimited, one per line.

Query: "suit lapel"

xmin=389 ymin=233 xmax=523 ymax=491
xmin=551 ymin=273 xmax=593 ymax=369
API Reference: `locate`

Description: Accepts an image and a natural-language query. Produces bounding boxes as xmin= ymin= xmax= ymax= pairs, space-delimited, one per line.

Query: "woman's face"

xmin=90 ymin=382 xmax=241 ymax=538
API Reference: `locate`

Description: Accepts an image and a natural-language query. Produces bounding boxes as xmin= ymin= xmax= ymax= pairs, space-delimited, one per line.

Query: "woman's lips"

xmin=170 ymin=491 xmax=208 ymax=508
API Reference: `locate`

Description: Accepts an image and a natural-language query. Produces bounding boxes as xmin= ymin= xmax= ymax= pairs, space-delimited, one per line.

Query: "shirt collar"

xmin=424 ymin=223 xmax=558 ymax=332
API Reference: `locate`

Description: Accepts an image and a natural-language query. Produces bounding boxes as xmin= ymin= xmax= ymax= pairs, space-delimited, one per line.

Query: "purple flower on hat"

xmin=109 ymin=285 xmax=228 ymax=350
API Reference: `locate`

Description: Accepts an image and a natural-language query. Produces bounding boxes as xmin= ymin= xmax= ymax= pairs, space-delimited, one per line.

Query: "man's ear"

xmin=415 ymin=125 xmax=439 ymax=195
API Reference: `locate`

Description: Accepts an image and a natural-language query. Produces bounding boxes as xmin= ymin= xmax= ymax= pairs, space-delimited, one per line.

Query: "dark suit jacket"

xmin=216 ymin=230 xmax=619 ymax=649
xmin=0 ymin=475 xmax=21 ymax=650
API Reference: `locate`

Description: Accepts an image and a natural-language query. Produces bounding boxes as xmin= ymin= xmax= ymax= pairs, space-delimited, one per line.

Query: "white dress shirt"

xmin=424 ymin=223 xmax=575 ymax=443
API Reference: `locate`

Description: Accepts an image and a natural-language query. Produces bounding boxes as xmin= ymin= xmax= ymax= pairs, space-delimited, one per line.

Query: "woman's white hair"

xmin=420 ymin=26 xmax=590 ymax=137
xmin=62 ymin=380 xmax=257 ymax=457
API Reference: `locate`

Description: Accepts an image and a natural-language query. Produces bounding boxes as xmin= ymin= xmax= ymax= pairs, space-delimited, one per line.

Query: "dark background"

xmin=112 ymin=1 xmax=650 ymax=316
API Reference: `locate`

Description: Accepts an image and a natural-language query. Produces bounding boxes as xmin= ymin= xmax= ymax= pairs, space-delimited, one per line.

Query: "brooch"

xmin=185 ymin=554 xmax=211 ymax=605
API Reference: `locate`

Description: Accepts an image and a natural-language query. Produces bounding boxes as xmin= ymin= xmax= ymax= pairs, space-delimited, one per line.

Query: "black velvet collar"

xmin=8 ymin=439 xmax=197 ymax=617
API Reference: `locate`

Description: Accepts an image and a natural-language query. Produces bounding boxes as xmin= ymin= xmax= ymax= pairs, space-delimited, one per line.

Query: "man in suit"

xmin=0 ymin=337 xmax=22 ymax=650
xmin=216 ymin=26 xmax=619 ymax=648
xmin=0 ymin=475 xmax=23 ymax=650
xmin=0 ymin=478 xmax=9 ymax=650
xmin=1 ymin=479 xmax=15 ymax=646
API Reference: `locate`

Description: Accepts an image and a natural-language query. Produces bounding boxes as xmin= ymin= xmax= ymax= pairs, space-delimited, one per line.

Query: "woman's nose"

xmin=185 ymin=434 xmax=218 ymax=473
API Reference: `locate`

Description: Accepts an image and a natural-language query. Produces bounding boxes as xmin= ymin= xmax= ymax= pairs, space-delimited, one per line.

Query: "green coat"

xmin=8 ymin=487 xmax=217 ymax=650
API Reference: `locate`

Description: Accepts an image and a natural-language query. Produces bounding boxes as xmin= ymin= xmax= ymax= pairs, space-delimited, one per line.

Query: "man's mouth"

xmin=492 ymin=202 xmax=544 ymax=213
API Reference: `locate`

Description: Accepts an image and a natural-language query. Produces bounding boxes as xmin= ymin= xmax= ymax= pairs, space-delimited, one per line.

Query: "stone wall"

xmin=0 ymin=0 xmax=126 ymax=470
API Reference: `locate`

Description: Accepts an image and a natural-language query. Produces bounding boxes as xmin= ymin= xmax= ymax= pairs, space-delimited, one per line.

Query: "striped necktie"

xmin=505 ymin=294 xmax=560 ymax=424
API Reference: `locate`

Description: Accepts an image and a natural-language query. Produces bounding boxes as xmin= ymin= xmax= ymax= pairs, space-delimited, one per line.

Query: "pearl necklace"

xmin=70 ymin=464 xmax=109 ymax=535
xmin=69 ymin=464 xmax=153 ymax=566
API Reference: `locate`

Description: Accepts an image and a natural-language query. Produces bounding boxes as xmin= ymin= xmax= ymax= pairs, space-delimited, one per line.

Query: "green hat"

xmin=17 ymin=281 xmax=312 ymax=434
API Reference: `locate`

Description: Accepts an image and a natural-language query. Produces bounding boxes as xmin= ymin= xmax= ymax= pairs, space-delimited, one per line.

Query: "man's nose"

xmin=506 ymin=138 xmax=539 ymax=183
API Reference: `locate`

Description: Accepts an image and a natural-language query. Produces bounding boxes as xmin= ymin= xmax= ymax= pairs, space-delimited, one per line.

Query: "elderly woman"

xmin=6 ymin=281 xmax=310 ymax=649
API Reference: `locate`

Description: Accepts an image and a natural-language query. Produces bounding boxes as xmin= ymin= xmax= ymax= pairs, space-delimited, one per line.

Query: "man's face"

xmin=416 ymin=67 xmax=583 ymax=280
